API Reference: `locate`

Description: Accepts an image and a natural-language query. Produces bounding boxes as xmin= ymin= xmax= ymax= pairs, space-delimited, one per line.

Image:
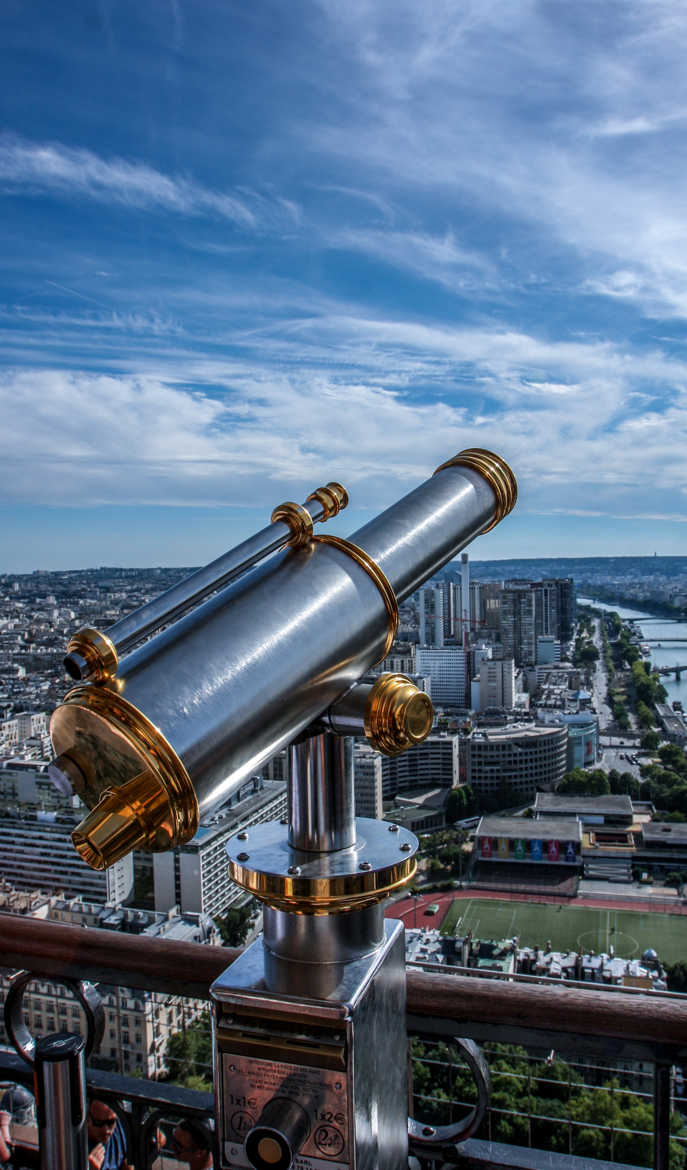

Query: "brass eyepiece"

xmin=364 ymin=673 xmax=434 ymax=757
xmin=64 ymin=628 xmax=118 ymax=683
xmin=72 ymin=771 xmax=173 ymax=870
xmin=434 ymin=448 xmax=517 ymax=532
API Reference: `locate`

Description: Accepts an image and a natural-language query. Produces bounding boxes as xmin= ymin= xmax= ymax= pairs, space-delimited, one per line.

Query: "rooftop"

xmin=477 ymin=816 xmax=582 ymax=841
xmin=535 ymin=793 xmax=633 ymax=816
xmin=642 ymin=822 xmax=687 ymax=845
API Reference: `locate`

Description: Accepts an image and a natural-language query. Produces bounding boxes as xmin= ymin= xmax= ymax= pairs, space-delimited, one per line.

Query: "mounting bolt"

xmin=288 ymin=865 xmax=301 ymax=876
xmin=237 ymin=831 xmax=248 ymax=840
xmin=400 ymin=842 xmax=412 ymax=852
xmin=237 ymin=852 xmax=250 ymax=862
xmin=422 ymin=1126 xmax=435 ymax=1137
xmin=388 ymin=823 xmax=399 ymax=832
xmin=359 ymin=861 xmax=372 ymax=871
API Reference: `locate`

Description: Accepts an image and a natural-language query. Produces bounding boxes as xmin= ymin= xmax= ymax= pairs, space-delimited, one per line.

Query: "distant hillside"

xmin=438 ymin=555 xmax=687 ymax=583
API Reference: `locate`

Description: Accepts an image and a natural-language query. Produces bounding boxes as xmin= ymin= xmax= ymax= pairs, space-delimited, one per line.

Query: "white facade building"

xmin=154 ymin=778 xmax=287 ymax=917
xmin=415 ymin=647 xmax=467 ymax=706
xmin=353 ymin=743 xmax=383 ymax=819
xmin=0 ymin=808 xmax=133 ymax=904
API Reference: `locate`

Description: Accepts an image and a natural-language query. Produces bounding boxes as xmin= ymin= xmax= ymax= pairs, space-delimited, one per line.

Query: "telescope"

xmin=48 ymin=448 xmax=516 ymax=1170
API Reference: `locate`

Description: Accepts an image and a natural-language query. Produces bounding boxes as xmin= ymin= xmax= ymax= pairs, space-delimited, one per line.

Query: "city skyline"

xmin=2 ymin=2 xmax=687 ymax=570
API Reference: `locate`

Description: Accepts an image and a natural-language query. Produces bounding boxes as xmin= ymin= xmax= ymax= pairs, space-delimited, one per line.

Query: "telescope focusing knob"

xmin=323 ymin=674 xmax=434 ymax=757
xmin=364 ymin=673 xmax=433 ymax=756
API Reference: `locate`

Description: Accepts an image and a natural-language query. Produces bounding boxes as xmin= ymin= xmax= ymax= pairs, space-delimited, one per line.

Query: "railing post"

xmin=654 ymin=1059 xmax=672 ymax=1170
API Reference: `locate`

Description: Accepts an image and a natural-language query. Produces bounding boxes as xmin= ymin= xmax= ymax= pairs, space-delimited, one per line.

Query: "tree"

xmin=216 ymin=904 xmax=253 ymax=947
xmin=165 ymin=1012 xmax=213 ymax=1089
xmin=559 ymin=768 xmax=610 ymax=796
xmin=641 ymin=730 xmax=660 ymax=752
xmin=659 ymin=744 xmax=687 ymax=775
xmin=412 ymin=1042 xmax=686 ymax=1168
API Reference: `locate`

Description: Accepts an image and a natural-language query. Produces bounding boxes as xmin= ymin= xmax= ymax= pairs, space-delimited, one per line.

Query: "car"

xmin=425 ymin=903 xmax=440 ymax=916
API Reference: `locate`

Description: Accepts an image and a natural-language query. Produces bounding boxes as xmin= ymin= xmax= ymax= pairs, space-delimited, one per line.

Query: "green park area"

xmin=440 ymin=898 xmax=687 ymax=964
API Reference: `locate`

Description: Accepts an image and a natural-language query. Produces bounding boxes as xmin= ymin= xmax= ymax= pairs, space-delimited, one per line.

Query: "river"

xmin=578 ymin=597 xmax=687 ymax=709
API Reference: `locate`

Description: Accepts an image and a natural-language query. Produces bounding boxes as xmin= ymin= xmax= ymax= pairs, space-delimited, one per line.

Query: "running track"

xmin=385 ymin=887 xmax=687 ymax=929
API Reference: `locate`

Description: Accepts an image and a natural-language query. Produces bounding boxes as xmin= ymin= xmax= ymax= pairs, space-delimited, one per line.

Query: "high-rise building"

xmin=500 ymin=583 xmax=536 ymax=665
xmin=478 ymin=658 xmax=515 ymax=711
xmin=480 ymin=582 xmax=502 ymax=631
xmin=556 ymin=578 xmax=576 ymax=642
xmin=353 ymin=743 xmax=383 ymax=819
xmin=438 ymin=579 xmax=458 ymax=641
xmin=533 ymin=580 xmax=559 ymax=639
xmin=415 ymin=646 xmax=467 ymax=706
xmin=418 ymin=586 xmax=444 ymax=647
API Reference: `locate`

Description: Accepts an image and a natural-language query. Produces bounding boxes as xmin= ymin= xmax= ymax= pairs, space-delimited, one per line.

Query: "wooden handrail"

xmin=2 ymin=914 xmax=687 ymax=1054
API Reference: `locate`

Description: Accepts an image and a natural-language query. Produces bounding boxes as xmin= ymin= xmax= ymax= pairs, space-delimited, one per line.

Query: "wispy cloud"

xmin=331 ymin=228 xmax=496 ymax=290
xmin=0 ymin=136 xmax=264 ymax=228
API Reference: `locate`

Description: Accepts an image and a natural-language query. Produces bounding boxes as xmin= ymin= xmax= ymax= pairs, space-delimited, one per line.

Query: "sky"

xmin=2 ymin=0 xmax=687 ymax=571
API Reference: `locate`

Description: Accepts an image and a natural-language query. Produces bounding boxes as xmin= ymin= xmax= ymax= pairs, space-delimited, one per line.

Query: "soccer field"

xmin=440 ymin=898 xmax=687 ymax=964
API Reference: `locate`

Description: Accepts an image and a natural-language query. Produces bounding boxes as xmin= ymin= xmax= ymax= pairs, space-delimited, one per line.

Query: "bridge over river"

xmin=654 ymin=662 xmax=687 ymax=679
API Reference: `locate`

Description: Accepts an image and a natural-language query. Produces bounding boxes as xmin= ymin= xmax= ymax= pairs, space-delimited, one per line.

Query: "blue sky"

xmin=2 ymin=0 xmax=687 ymax=571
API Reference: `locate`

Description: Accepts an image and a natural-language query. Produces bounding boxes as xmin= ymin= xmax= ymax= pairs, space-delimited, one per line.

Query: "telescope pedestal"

xmin=211 ymin=917 xmax=408 ymax=1170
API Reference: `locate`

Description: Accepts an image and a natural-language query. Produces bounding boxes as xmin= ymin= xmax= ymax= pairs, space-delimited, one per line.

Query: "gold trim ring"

xmin=271 ymin=501 xmax=315 ymax=547
xmin=65 ymin=628 xmax=119 ymax=683
xmin=434 ymin=448 xmax=517 ymax=533
xmin=306 ymin=481 xmax=349 ymax=519
xmin=313 ymin=535 xmax=399 ymax=662
xmin=227 ymin=858 xmax=417 ymax=915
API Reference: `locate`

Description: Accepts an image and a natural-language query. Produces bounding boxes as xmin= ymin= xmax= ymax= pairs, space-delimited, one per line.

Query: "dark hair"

xmin=178 ymin=1118 xmax=212 ymax=1152
xmin=0 ymin=1084 xmax=35 ymax=1125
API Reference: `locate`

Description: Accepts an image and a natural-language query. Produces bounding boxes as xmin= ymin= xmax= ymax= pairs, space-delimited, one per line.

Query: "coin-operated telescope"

xmin=49 ymin=448 xmax=515 ymax=1170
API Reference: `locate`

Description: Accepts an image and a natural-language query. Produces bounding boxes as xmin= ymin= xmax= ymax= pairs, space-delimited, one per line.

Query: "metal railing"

xmin=2 ymin=914 xmax=687 ymax=1169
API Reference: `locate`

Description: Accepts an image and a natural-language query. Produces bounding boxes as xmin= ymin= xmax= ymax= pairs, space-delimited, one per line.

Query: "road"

xmin=588 ymin=616 xmax=643 ymax=776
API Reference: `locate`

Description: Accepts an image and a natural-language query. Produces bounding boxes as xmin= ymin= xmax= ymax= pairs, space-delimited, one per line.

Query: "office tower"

xmin=533 ymin=580 xmax=559 ymax=639
xmin=500 ymin=583 xmax=536 ymax=666
xmin=415 ymin=646 xmax=467 ymax=706
xmin=439 ymin=579 xmax=458 ymax=641
xmin=478 ymin=658 xmax=516 ymax=711
xmin=418 ymin=585 xmax=444 ymax=647
xmin=480 ymin=582 xmax=502 ymax=631
xmin=353 ymin=742 xmax=383 ymax=819
xmin=556 ymin=578 xmax=575 ymax=642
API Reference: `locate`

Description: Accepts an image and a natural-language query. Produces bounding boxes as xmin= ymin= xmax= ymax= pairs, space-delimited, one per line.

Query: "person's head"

xmin=170 ymin=1118 xmax=212 ymax=1166
xmin=0 ymin=1085 xmax=34 ymax=1126
xmin=86 ymin=1098 xmax=118 ymax=1146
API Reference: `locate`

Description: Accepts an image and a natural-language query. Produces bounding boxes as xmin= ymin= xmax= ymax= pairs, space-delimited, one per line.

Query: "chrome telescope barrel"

xmin=63 ymin=482 xmax=348 ymax=680
xmin=49 ymin=449 xmax=515 ymax=870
